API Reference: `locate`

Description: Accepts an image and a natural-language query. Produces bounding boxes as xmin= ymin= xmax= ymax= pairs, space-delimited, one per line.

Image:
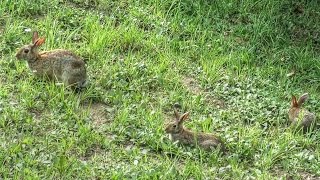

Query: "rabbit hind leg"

xmin=200 ymin=140 xmax=225 ymax=153
xmin=63 ymin=72 xmax=87 ymax=91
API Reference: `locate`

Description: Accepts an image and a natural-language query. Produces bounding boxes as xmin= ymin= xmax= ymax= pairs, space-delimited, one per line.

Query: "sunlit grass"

xmin=0 ymin=0 xmax=320 ymax=179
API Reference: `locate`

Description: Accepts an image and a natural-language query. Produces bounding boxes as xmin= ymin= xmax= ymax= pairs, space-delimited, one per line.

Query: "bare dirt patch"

xmin=181 ymin=76 xmax=202 ymax=95
xmin=204 ymin=94 xmax=226 ymax=109
xmin=28 ymin=108 xmax=43 ymax=121
xmin=81 ymin=102 xmax=113 ymax=128
xmin=80 ymin=144 xmax=105 ymax=161
xmin=181 ymin=76 xmax=226 ymax=108
xmin=272 ymin=168 xmax=319 ymax=180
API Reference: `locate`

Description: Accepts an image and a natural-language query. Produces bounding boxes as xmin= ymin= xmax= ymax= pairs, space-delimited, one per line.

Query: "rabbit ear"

xmin=297 ymin=93 xmax=309 ymax=106
xmin=32 ymin=31 xmax=39 ymax=44
xmin=33 ymin=38 xmax=45 ymax=47
xmin=291 ymin=95 xmax=298 ymax=108
xmin=174 ymin=109 xmax=180 ymax=120
xmin=178 ymin=112 xmax=189 ymax=124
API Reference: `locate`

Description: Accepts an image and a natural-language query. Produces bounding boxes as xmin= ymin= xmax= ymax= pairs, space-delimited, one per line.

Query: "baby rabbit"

xmin=165 ymin=110 xmax=225 ymax=152
xmin=288 ymin=93 xmax=316 ymax=131
xmin=16 ymin=31 xmax=87 ymax=90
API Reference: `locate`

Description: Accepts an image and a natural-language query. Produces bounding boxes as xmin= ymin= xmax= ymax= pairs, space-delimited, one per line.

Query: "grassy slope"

xmin=1 ymin=0 xmax=320 ymax=179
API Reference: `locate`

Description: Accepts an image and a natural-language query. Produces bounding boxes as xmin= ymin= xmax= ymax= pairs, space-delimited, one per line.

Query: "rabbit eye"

xmin=173 ymin=125 xmax=177 ymax=128
xmin=24 ymin=49 xmax=29 ymax=53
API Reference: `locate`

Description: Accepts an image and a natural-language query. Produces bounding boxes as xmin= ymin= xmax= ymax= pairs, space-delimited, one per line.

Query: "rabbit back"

xmin=200 ymin=139 xmax=225 ymax=151
xmin=170 ymin=128 xmax=195 ymax=145
xmin=29 ymin=49 xmax=87 ymax=88
xmin=290 ymin=108 xmax=316 ymax=130
xmin=170 ymin=128 xmax=225 ymax=151
xmin=198 ymin=133 xmax=225 ymax=151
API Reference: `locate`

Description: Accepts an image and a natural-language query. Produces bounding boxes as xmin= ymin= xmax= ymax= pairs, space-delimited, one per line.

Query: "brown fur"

xmin=15 ymin=31 xmax=87 ymax=89
xmin=289 ymin=93 xmax=316 ymax=131
xmin=71 ymin=60 xmax=85 ymax=68
xmin=165 ymin=110 xmax=225 ymax=152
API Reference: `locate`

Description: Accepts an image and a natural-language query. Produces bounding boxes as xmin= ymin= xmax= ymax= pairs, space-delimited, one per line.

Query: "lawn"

xmin=1 ymin=0 xmax=320 ymax=179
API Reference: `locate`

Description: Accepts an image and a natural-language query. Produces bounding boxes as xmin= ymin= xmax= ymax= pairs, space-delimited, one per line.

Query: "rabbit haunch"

xmin=15 ymin=31 xmax=87 ymax=89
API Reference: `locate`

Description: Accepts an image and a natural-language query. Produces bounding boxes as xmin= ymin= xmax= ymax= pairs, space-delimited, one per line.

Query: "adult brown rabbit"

xmin=289 ymin=93 xmax=316 ymax=131
xmin=165 ymin=110 xmax=226 ymax=152
xmin=16 ymin=31 xmax=87 ymax=90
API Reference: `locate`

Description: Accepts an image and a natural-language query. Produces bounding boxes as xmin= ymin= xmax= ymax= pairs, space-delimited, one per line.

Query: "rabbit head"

xmin=165 ymin=110 xmax=189 ymax=134
xmin=16 ymin=31 xmax=45 ymax=61
xmin=288 ymin=93 xmax=316 ymax=127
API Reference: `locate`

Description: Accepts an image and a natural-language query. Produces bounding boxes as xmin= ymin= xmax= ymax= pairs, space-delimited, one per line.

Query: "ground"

xmin=0 ymin=0 xmax=320 ymax=179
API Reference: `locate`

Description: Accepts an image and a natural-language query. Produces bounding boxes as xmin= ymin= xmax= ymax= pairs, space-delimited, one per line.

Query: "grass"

xmin=1 ymin=0 xmax=320 ymax=179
